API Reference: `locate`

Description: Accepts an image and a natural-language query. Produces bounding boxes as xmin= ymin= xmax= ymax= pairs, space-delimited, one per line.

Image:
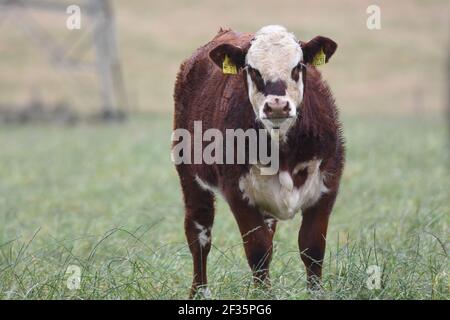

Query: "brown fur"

xmin=173 ymin=28 xmax=345 ymax=297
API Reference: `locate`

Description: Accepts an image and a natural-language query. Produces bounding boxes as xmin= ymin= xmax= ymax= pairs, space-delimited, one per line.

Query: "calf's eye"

xmin=247 ymin=66 xmax=265 ymax=92
xmin=291 ymin=63 xmax=303 ymax=82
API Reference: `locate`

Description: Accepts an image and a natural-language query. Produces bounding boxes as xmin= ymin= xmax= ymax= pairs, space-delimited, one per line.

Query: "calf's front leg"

xmin=298 ymin=192 xmax=337 ymax=290
xmin=225 ymin=190 xmax=275 ymax=285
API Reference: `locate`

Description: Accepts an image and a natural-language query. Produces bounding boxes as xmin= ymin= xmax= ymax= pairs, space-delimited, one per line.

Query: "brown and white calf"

xmin=173 ymin=25 xmax=345 ymax=297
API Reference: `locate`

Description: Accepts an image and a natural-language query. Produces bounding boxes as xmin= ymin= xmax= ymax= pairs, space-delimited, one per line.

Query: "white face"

xmin=245 ymin=25 xmax=304 ymax=137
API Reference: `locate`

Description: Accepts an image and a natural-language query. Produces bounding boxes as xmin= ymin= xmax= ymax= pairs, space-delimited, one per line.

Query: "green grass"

xmin=0 ymin=114 xmax=448 ymax=299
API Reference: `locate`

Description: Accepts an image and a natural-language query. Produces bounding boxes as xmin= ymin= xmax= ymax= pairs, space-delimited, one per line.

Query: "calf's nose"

xmin=263 ymin=100 xmax=291 ymax=119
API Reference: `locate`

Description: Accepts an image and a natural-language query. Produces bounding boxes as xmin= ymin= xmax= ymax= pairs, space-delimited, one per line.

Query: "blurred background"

xmin=0 ymin=0 xmax=448 ymax=117
xmin=0 ymin=0 xmax=448 ymax=299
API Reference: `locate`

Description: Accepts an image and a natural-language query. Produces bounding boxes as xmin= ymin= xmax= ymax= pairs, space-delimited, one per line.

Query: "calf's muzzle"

xmin=263 ymin=98 xmax=291 ymax=119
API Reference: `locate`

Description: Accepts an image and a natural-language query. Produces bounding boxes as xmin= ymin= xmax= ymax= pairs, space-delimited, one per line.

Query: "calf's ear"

xmin=300 ymin=36 xmax=337 ymax=65
xmin=209 ymin=43 xmax=247 ymax=73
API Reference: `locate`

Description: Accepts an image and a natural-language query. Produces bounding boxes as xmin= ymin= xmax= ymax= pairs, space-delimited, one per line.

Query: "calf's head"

xmin=209 ymin=25 xmax=337 ymax=137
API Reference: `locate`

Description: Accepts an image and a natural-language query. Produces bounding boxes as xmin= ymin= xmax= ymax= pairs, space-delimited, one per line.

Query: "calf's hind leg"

xmin=179 ymin=173 xmax=215 ymax=298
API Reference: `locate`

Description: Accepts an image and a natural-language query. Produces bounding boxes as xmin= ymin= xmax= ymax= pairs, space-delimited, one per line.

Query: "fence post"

xmin=91 ymin=0 xmax=127 ymax=119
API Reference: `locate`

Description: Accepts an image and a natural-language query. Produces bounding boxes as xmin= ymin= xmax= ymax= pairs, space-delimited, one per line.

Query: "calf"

xmin=173 ymin=25 xmax=344 ymax=297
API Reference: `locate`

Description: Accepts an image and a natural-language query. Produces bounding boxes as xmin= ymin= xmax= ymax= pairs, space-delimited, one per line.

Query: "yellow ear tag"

xmin=222 ymin=54 xmax=238 ymax=74
xmin=312 ymin=48 xmax=326 ymax=66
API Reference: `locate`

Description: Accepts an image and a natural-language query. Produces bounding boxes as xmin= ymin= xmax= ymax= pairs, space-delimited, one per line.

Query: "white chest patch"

xmin=238 ymin=160 xmax=328 ymax=220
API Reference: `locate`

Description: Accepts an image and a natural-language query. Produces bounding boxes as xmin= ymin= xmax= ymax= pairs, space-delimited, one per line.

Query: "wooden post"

xmin=0 ymin=0 xmax=127 ymax=119
xmin=91 ymin=0 xmax=127 ymax=119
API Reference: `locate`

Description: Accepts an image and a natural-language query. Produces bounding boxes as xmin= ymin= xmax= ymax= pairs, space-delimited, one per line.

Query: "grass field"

xmin=0 ymin=114 xmax=448 ymax=299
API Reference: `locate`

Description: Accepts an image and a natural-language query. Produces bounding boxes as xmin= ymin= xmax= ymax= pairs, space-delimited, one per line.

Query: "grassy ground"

xmin=0 ymin=114 xmax=448 ymax=299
